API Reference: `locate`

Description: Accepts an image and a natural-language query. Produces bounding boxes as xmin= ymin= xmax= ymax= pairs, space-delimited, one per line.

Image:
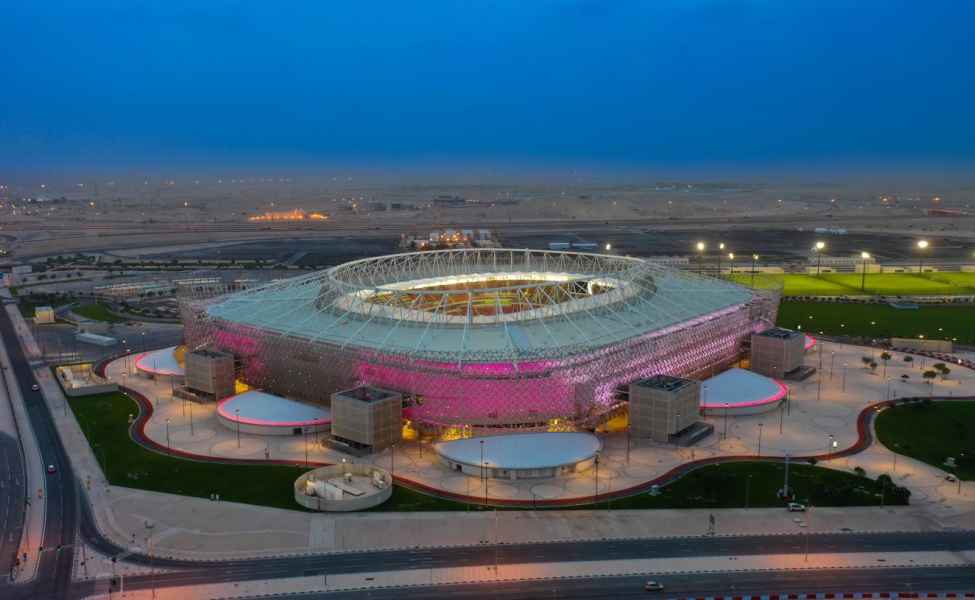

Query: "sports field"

xmin=730 ymin=272 xmax=975 ymax=296
xmin=777 ymin=302 xmax=975 ymax=344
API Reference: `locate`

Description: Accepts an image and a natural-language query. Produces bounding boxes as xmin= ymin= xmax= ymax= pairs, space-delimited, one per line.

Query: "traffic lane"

xmin=259 ymin=566 xmax=975 ymax=599
xmin=85 ymin=529 xmax=975 ymax=589
xmin=0 ymin=433 xmax=26 ymax=579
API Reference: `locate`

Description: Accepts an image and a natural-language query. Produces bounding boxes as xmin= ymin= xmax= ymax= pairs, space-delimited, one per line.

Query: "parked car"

xmin=644 ymin=581 xmax=665 ymax=591
xmin=945 ymin=474 xmax=958 ymax=482
xmin=787 ymin=502 xmax=807 ymax=512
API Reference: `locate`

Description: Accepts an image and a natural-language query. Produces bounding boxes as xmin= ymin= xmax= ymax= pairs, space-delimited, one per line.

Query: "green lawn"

xmin=605 ymin=461 xmax=906 ymax=509
xmin=777 ymin=301 xmax=975 ymax=343
xmin=730 ymin=272 xmax=975 ymax=296
xmin=73 ymin=302 xmax=125 ymax=323
xmin=876 ymin=401 xmax=975 ymax=480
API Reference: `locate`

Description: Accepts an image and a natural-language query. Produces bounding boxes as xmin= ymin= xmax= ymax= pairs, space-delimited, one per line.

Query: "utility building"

xmin=184 ymin=348 xmax=236 ymax=400
xmin=330 ymin=386 xmax=402 ymax=454
xmin=751 ymin=327 xmax=805 ymax=378
xmin=629 ymin=375 xmax=700 ymax=443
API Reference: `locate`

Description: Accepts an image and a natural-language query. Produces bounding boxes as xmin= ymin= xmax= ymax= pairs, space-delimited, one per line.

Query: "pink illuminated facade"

xmin=182 ymin=249 xmax=781 ymax=430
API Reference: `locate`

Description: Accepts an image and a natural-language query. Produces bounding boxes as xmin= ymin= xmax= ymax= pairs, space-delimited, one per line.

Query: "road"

xmin=2 ymin=303 xmax=975 ymax=598
xmin=278 ymin=567 xmax=975 ymax=598
xmin=0 ymin=308 xmax=78 ymax=599
xmin=0 ymin=432 xmax=26 ymax=581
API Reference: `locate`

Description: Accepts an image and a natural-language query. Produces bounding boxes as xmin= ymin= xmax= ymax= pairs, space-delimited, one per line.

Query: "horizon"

xmin=3 ymin=1 xmax=974 ymax=181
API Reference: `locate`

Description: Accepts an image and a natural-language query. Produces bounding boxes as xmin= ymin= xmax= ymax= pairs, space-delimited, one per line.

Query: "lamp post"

xmin=916 ymin=239 xmax=929 ymax=274
xmin=727 ymin=252 xmax=735 ymax=275
xmin=751 ymin=254 xmax=759 ymax=288
xmin=165 ymin=418 xmax=171 ymax=455
xmin=826 ymin=434 xmax=836 ymax=460
xmin=860 ymin=251 xmax=871 ymax=291
xmin=723 ymin=402 xmax=729 ymax=439
xmin=696 ymin=242 xmax=706 ymax=275
xmin=814 ymin=241 xmax=825 ymax=275
xmin=480 ymin=439 xmax=486 ymax=505
xmin=757 ymin=423 xmax=764 ymax=456
xmin=189 ymin=403 xmax=194 ymax=436
xmin=717 ymin=242 xmax=726 ymax=275
xmin=842 ymin=363 xmax=848 ymax=391
xmin=235 ymin=408 xmax=240 ymax=448
xmin=593 ymin=455 xmax=600 ymax=504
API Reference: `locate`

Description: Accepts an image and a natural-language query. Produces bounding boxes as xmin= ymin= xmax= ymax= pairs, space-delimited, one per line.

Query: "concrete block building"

xmin=184 ymin=348 xmax=236 ymax=400
xmin=750 ymin=327 xmax=805 ymax=378
xmin=629 ymin=374 xmax=700 ymax=443
xmin=330 ymin=386 xmax=402 ymax=453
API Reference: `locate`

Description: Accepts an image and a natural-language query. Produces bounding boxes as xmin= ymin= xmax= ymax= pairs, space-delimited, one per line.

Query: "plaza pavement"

xmin=7 ymin=301 xmax=975 ymax=566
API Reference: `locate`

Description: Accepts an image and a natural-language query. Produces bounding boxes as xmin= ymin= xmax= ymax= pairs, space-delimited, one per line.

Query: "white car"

xmin=644 ymin=581 xmax=664 ymax=591
xmin=787 ymin=502 xmax=807 ymax=512
xmin=31 ymin=384 xmax=40 ymax=391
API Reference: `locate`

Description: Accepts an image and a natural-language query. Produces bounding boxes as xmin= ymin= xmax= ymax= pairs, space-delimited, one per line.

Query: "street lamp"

xmin=165 ymin=418 xmax=171 ymax=454
xmin=916 ymin=239 xmax=929 ymax=274
xmin=757 ymin=423 xmax=764 ymax=457
xmin=727 ymin=252 xmax=735 ymax=275
xmin=813 ymin=241 xmax=825 ymax=275
xmin=235 ymin=408 xmax=241 ymax=448
xmin=750 ymin=254 xmax=759 ymax=288
xmin=695 ymin=242 xmax=706 ymax=275
xmin=717 ymin=242 xmax=726 ymax=275
xmin=860 ymin=251 xmax=871 ymax=291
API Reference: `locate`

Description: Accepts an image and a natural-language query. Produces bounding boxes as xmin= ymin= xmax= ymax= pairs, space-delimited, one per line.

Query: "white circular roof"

xmin=218 ymin=390 xmax=331 ymax=426
xmin=434 ymin=432 xmax=601 ymax=470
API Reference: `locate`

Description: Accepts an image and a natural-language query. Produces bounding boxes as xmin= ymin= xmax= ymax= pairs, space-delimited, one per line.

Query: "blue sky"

xmin=1 ymin=1 xmax=973 ymax=177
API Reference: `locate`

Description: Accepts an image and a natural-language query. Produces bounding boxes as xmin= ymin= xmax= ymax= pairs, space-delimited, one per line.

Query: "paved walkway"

xmin=108 ymin=340 xmax=975 ymax=507
xmin=6 ymin=305 xmax=975 ymax=565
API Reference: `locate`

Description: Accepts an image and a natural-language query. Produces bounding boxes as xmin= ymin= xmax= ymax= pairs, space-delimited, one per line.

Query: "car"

xmin=31 ymin=384 xmax=40 ymax=391
xmin=46 ymin=464 xmax=56 ymax=474
xmin=787 ymin=502 xmax=807 ymax=512
xmin=945 ymin=474 xmax=958 ymax=482
xmin=644 ymin=581 xmax=664 ymax=591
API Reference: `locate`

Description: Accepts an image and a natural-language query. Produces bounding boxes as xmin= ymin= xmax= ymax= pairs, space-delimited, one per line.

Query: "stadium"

xmin=181 ymin=248 xmax=781 ymax=432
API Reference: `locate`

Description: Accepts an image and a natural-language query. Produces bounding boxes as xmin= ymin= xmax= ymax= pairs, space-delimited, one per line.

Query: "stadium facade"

xmin=181 ymin=249 xmax=780 ymax=431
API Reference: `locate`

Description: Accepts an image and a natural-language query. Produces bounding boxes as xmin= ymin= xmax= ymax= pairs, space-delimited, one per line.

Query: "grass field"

xmin=730 ymin=272 xmax=975 ymax=296
xmin=777 ymin=302 xmax=975 ymax=343
xmin=876 ymin=401 xmax=975 ymax=481
xmin=73 ymin=302 xmax=125 ymax=323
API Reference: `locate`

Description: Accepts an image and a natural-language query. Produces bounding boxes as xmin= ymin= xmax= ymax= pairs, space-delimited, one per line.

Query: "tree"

xmin=923 ymin=370 xmax=938 ymax=384
xmin=861 ymin=356 xmax=872 ymax=369
xmin=940 ymin=367 xmax=951 ymax=380
xmin=870 ymin=361 xmax=878 ymax=373
xmin=880 ymin=352 xmax=892 ymax=377
xmin=903 ymin=355 xmax=914 ymax=368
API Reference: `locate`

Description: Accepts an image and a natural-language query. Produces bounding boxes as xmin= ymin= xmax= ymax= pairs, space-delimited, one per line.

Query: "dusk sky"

xmin=2 ymin=1 xmax=973 ymax=177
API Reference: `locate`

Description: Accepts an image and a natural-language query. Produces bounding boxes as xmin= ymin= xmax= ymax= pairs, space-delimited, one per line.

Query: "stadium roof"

xmin=434 ymin=432 xmax=601 ymax=470
xmin=202 ymin=249 xmax=755 ymax=364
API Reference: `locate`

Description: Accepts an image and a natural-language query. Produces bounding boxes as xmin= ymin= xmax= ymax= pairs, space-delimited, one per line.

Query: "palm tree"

xmin=880 ymin=352 xmax=892 ymax=377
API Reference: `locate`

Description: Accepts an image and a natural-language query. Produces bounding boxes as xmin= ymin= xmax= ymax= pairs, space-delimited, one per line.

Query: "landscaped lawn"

xmin=876 ymin=401 xmax=975 ymax=481
xmin=605 ymin=461 xmax=906 ymax=509
xmin=729 ymin=272 xmax=975 ymax=296
xmin=777 ymin=302 xmax=975 ymax=343
xmin=73 ymin=302 xmax=125 ymax=323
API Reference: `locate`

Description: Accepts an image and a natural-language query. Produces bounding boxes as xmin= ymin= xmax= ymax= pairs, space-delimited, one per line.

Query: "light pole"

xmin=842 ymin=363 xmax=848 ymax=391
xmin=826 ymin=434 xmax=836 ymax=460
xmin=696 ymin=242 xmax=706 ymax=275
xmin=189 ymin=403 xmax=194 ymax=436
xmin=480 ymin=439 xmax=486 ymax=505
xmin=235 ymin=408 xmax=240 ymax=448
xmin=757 ymin=423 xmax=764 ymax=456
xmin=165 ymin=418 xmax=171 ymax=454
xmin=717 ymin=242 xmax=726 ymax=275
xmin=751 ymin=254 xmax=759 ymax=288
xmin=860 ymin=251 xmax=871 ymax=291
xmin=727 ymin=252 xmax=735 ymax=275
xmin=813 ymin=241 xmax=825 ymax=275
xmin=723 ymin=403 xmax=729 ymax=439
xmin=593 ymin=455 xmax=600 ymax=504
xmin=916 ymin=239 xmax=929 ymax=274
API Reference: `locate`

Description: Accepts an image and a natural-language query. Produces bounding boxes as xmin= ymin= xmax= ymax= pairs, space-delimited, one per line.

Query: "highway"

xmin=2 ymin=303 xmax=975 ymax=598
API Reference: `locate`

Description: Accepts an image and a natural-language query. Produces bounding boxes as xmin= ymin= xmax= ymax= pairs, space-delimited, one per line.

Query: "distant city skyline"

xmin=2 ymin=2 xmax=973 ymax=178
